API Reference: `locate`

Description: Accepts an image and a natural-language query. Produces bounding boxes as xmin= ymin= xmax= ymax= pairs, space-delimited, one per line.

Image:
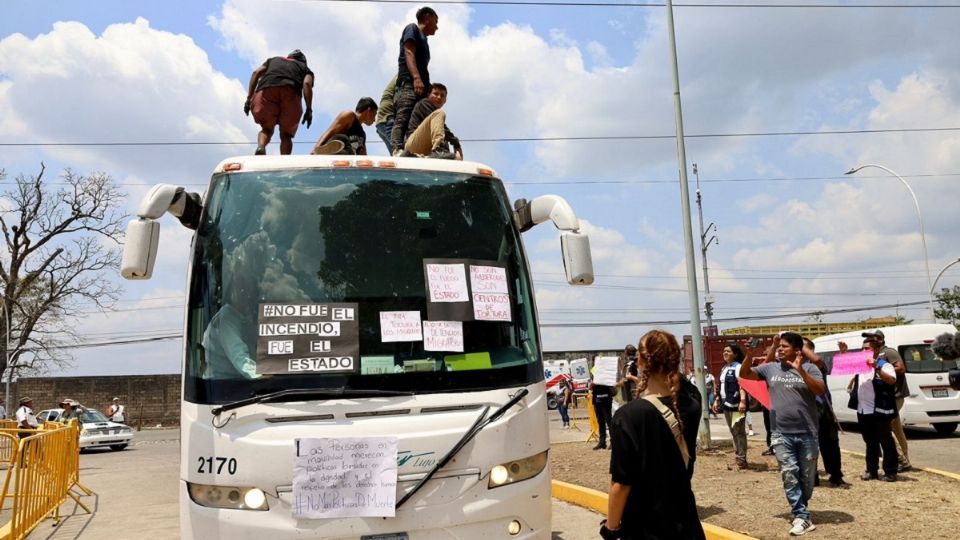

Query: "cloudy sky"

xmin=2 ymin=0 xmax=959 ymax=376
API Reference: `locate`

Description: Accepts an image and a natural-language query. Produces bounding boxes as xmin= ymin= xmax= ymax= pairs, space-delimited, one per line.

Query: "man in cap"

xmin=862 ymin=330 xmax=911 ymax=471
xmin=15 ymin=397 xmax=38 ymax=430
xmin=244 ymin=49 xmax=315 ymax=156
xmin=60 ymin=399 xmax=81 ymax=422
xmin=107 ymin=397 xmax=126 ymax=424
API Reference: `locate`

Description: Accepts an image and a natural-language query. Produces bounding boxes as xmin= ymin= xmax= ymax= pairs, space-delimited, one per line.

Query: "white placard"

xmin=423 ymin=321 xmax=464 ymax=352
xmin=593 ymin=356 xmax=619 ymax=386
xmin=293 ymin=437 xmax=398 ymax=519
xmin=426 ymin=264 xmax=469 ymax=303
xmin=472 ymin=293 xmax=511 ymax=321
xmin=469 ymin=265 xmax=509 ymax=294
xmin=379 ymin=311 xmax=423 ymax=342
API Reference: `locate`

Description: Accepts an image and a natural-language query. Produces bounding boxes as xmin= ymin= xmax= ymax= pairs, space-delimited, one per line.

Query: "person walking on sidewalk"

xmin=713 ymin=344 xmax=749 ymax=470
xmin=390 ymin=7 xmax=438 ymax=155
xmin=862 ymin=330 xmax=911 ymax=472
xmin=601 ymin=330 xmax=705 ymax=540
xmin=740 ymin=332 xmax=825 ymax=536
xmin=244 ymin=49 xmax=314 ymax=155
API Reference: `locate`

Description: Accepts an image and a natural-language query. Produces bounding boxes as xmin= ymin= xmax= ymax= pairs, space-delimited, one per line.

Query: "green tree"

xmin=934 ymin=285 xmax=960 ymax=326
xmin=0 ymin=164 xmax=126 ymax=383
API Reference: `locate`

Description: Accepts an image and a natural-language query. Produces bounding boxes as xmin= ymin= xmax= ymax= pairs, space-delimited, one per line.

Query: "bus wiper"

xmin=395 ymin=388 xmax=529 ymax=509
xmin=211 ymin=388 xmax=415 ymax=417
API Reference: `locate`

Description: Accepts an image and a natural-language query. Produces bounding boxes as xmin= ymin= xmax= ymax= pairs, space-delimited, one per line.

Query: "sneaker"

xmin=860 ymin=471 xmax=878 ymax=481
xmin=592 ymin=443 xmax=606 ymax=451
xmin=310 ymin=140 xmax=345 ymax=155
xmin=881 ymin=474 xmax=897 ymax=482
xmin=736 ymin=460 xmax=748 ymax=470
xmin=428 ymin=148 xmax=457 ymax=160
xmin=748 ymin=429 xmax=756 ymax=436
xmin=761 ymin=448 xmax=775 ymax=456
xmin=254 ymin=146 xmax=266 ymax=156
xmin=897 ymin=463 xmax=912 ymax=473
xmin=828 ymin=477 xmax=850 ymax=487
xmin=789 ymin=518 xmax=816 ymax=536
xmin=392 ymin=148 xmax=405 ymax=157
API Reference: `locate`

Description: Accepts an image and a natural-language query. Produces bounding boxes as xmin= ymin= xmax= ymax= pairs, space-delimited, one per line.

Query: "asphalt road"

xmin=37 ymin=429 xmax=599 ymax=539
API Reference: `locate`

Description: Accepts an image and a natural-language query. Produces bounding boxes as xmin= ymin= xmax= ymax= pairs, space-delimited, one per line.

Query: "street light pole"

xmin=931 ymin=257 xmax=960 ymax=296
xmin=845 ymin=164 xmax=936 ymax=321
xmin=666 ymin=0 xmax=710 ymax=447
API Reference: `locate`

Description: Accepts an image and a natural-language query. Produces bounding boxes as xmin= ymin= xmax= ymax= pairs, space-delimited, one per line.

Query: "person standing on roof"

xmin=244 ymin=49 xmax=315 ymax=156
xmin=310 ymin=98 xmax=378 ymax=155
xmin=376 ymin=75 xmax=398 ymax=154
xmin=390 ymin=7 xmax=439 ymax=156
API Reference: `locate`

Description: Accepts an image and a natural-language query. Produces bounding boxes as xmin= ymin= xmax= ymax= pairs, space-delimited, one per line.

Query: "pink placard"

xmin=831 ymin=350 xmax=874 ymax=376
xmin=739 ymin=378 xmax=771 ymax=410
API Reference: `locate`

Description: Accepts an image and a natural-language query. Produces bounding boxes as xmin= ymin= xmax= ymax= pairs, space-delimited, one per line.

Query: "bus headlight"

xmin=487 ymin=451 xmax=548 ymax=489
xmin=187 ymin=482 xmax=269 ymax=511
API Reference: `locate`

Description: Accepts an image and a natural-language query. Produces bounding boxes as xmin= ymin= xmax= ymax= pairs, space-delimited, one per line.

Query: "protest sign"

xmin=831 ymin=350 xmax=874 ymax=376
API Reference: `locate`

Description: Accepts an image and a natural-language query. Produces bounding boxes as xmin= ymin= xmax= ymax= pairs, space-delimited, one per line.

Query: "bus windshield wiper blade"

xmin=395 ymin=388 xmax=529 ymax=509
xmin=211 ymin=388 xmax=414 ymax=417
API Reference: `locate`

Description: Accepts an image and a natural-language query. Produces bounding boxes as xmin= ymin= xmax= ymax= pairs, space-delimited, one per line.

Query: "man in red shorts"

xmin=244 ymin=49 xmax=314 ymax=155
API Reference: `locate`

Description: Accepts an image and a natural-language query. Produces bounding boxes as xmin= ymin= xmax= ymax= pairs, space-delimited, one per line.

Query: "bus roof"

xmin=813 ymin=323 xmax=958 ymax=350
xmin=212 ymin=155 xmax=500 ymax=178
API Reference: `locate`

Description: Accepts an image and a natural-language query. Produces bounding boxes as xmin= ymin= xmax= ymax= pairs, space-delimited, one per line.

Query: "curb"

xmin=551 ymin=480 xmax=757 ymax=540
xmin=838 ymin=448 xmax=960 ymax=482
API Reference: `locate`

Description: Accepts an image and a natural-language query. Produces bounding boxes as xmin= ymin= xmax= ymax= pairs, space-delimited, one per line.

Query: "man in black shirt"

xmin=311 ymin=97 xmax=378 ymax=155
xmin=401 ymin=83 xmax=462 ymax=159
xmin=390 ymin=7 xmax=438 ymax=156
xmin=244 ymin=50 xmax=314 ymax=155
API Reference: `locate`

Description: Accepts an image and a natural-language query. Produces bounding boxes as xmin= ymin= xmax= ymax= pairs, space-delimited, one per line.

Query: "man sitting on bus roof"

xmin=310 ymin=97 xmax=379 ymax=155
xmin=400 ymin=83 xmax=462 ymax=160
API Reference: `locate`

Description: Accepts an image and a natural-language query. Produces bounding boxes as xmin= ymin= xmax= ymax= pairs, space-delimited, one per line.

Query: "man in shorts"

xmin=244 ymin=49 xmax=314 ymax=155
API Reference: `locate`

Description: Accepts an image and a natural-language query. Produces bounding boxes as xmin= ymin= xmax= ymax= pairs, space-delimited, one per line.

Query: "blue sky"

xmin=2 ymin=1 xmax=960 ymax=376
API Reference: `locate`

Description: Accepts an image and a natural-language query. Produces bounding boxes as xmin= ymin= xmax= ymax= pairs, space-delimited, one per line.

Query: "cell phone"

xmin=748 ymin=337 xmax=760 ymax=348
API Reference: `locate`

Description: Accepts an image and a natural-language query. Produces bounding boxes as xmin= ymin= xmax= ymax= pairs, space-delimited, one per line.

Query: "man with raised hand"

xmin=390 ymin=7 xmax=438 ymax=156
xmin=862 ymin=329 xmax=911 ymax=472
xmin=740 ymin=332 xmax=825 ymax=537
xmin=244 ymin=49 xmax=314 ymax=155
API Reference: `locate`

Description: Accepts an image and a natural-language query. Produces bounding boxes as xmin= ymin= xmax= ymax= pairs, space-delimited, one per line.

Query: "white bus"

xmin=120 ymin=155 xmax=594 ymax=539
xmin=813 ymin=323 xmax=960 ymax=434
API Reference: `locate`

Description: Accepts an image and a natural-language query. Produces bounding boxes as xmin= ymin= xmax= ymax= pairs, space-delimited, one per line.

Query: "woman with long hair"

xmin=713 ymin=344 xmax=749 ymax=469
xmin=601 ymin=330 xmax=705 ymax=540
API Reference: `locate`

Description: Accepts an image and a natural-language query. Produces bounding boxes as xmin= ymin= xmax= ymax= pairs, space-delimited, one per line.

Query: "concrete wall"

xmin=14 ymin=374 xmax=181 ymax=427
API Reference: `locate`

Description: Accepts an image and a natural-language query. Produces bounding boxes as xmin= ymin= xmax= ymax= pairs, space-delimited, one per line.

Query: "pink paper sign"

xmin=739 ymin=378 xmax=771 ymax=410
xmin=831 ymin=350 xmax=874 ymax=376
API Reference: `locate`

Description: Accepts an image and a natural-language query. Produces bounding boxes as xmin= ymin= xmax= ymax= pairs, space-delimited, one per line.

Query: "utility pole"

xmin=693 ymin=163 xmax=718 ymax=331
xmin=666 ymin=0 xmax=710 ymax=447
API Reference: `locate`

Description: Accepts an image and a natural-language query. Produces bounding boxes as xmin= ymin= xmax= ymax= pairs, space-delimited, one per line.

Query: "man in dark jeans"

xmin=591 ymin=380 xmax=614 ymax=450
xmin=390 ymin=7 xmax=439 ymax=156
xmin=806 ymin=338 xmax=847 ymax=486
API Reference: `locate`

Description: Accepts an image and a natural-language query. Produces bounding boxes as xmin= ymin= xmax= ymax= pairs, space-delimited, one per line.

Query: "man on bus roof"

xmin=310 ymin=97 xmax=379 ymax=156
xmin=390 ymin=6 xmax=439 ymax=156
xmin=399 ymin=83 xmax=462 ymax=160
xmin=244 ymin=49 xmax=315 ymax=156
xmin=862 ymin=330 xmax=911 ymax=472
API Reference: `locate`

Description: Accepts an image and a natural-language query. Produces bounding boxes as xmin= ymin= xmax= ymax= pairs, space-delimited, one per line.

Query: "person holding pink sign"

xmin=846 ymin=339 xmax=899 ymax=482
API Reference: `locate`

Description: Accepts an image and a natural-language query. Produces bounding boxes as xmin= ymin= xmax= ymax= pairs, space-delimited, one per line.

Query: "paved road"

xmin=546 ymin=407 xmax=960 ymax=473
xmin=37 ymin=429 xmax=599 ymax=539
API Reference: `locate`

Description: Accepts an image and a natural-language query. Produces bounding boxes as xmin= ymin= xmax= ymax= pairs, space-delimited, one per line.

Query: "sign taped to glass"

xmin=256 ymin=303 xmax=360 ymax=375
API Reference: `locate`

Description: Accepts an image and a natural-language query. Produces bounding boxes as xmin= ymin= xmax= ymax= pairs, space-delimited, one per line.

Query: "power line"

xmin=540 ymin=299 xmax=929 ymax=327
xmin=4 ymin=126 xmax=960 ymax=149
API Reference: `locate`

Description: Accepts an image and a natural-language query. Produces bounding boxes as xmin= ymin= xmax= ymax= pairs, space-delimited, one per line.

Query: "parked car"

xmin=37 ymin=407 xmax=134 ymax=451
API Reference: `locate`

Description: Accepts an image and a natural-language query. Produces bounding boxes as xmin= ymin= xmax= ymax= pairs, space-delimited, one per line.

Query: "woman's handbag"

xmin=846 ymin=374 xmax=859 ymax=411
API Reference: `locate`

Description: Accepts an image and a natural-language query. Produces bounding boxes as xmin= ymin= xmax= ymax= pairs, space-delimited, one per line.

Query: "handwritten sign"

xmin=831 ymin=350 xmax=874 ymax=376
xmin=379 ymin=311 xmax=423 ymax=342
xmin=423 ymin=321 xmax=464 ymax=352
xmin=473 ymin=293 xmax=511 ymax=321
xmin=426 ymin=264 xmax=469 ymax=303
xmin=593 ymin=356 xmax=619 ymax=386
xmin=470 ymin=265 xmax=509 ymax=294
xmin=293 ymin=437 xmax=398 ymax=519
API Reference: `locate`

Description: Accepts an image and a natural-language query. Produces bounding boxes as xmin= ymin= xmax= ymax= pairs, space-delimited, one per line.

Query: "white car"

xmin=37 ymin=408 xmax=134 ymax=451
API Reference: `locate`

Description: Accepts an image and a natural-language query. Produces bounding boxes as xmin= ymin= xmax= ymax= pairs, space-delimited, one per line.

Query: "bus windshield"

xmin=184 ymin=168 xmax=541 ymax=404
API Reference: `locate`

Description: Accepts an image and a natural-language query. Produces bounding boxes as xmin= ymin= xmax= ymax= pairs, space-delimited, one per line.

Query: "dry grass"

xmin=551 ymin=439 xmax=958 ymax=539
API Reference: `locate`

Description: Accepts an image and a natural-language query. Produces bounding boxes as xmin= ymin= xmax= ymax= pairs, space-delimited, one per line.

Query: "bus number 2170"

xmin=197 ymin=456 xmax=237 ymax=475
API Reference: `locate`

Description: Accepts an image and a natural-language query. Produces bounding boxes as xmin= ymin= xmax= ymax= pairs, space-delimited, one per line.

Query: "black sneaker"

xmin=761 ymin=448 xmax=775 ymax=456
xmin=881 ymin=474 xmax=897 ymax=482
xmin=860 ymin=472 xmax=878 ymax=481
xmin=828 ymin=477 xmax=850 ymax=487
xmin=254 ymin=146 xmax=266 ymax=156
xmin=592 ymin=443 xmax=607 ymax=451
xmin=428 ymin=148 xmax=457 ymax=160
xmin=897 ymin=464 xmax=913 ymax=473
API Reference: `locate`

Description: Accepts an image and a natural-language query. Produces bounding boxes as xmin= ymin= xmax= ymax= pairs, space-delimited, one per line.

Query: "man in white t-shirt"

xmin=107 ymin=397 xmax=126 ymax=424
xmin=15 ymin=397 xmax=39 ymax=430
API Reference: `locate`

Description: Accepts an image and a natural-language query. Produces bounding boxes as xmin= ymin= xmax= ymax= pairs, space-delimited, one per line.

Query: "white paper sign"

xmin=293 ymin=437 xmax=398 ymax=519
xmin=379 ymin=311 xmax=423 ymax=342
xmin=469 ymin=265 xmax=509 ymax=294
xmin=423 ymin=321 xmax=464 ymax=352
xmin=472 ymin=293 xmax=511 ymax=321
xmin=593 ymin=356 xmax=619 ymax=386
xmin=426 ymin=264 xmax=469 ymax=303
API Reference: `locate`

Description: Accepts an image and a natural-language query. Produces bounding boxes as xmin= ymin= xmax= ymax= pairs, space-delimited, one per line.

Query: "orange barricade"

xmin=0 ymin=423 xmax=92 ymax=540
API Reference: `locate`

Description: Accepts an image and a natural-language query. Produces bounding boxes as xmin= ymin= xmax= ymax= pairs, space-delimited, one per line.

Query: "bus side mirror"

xmin=561 ymin=231 xmax=594 ymax=285
xmin=121 ymin=218 xmax=160 ymax=280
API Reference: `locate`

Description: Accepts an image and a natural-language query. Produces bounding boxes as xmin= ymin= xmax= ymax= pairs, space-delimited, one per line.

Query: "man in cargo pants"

xmin=390 ymin=7 xmax=438 ymax=156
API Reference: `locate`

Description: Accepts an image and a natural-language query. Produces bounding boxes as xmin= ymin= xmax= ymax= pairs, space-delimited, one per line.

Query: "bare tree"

xmin=0 ymin=164 xmax=126 ymax=384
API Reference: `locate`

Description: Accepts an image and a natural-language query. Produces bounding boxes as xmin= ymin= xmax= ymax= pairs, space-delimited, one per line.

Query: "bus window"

xmin=899 ymin=345 xmax=960 ymax=373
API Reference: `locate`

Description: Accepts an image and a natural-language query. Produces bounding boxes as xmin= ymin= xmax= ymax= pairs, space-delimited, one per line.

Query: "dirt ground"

xmin=551 ymin=439 xmax=958 ymax=539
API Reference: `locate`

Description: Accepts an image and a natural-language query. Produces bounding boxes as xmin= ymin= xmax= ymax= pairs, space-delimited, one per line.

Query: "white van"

xmin=814 ymin=324 xmax=960 ymax=434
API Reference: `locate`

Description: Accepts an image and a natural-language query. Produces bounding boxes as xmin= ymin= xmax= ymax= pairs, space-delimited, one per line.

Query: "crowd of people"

xmin=243 ymin=7 xmax=463 ymax=160
xmin=588 ymin=328 xmax=920 ymax=539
